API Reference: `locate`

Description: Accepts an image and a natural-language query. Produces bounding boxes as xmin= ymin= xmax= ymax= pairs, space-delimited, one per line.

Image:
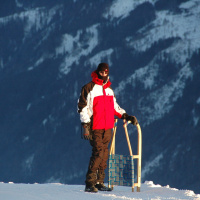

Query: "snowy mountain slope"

xmin=0 ymin=0 xmax=200 ymax=195
xmin=115 ymin=0 xmax=200 ymax=125
xmin=103 ymin=0 xmax=158 ymax=21
xmin=1 ymin=181 xmax=199 ymax=200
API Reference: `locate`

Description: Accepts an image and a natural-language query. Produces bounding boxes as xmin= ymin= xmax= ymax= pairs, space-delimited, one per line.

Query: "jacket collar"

xmin=91 ymin=71 xmax=111 ymax=89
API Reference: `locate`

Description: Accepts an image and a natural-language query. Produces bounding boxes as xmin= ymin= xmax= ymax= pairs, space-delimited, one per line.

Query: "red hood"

xmin=91 ymin=71 xmax=111 ymax=89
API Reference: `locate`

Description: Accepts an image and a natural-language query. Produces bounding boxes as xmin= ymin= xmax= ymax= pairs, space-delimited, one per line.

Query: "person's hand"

xmin=127 ymin=116 xmax=138 ymax=125
xmin=122 ymin=113 xmax=138 ymax=125
xmin=82 ymin=123 xmax=91 ymax=140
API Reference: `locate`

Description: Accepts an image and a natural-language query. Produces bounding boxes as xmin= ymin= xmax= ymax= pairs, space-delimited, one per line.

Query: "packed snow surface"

xmin=1 ymin=181 xmax=199 ymax=200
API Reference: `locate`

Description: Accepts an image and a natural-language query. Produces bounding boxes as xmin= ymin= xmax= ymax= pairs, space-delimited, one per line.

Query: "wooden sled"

xmin=108 ymin=119 xmax=142 ymax=192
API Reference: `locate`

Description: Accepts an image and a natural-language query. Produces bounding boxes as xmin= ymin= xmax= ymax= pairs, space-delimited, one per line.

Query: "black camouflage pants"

xmin=85 ymin=129 xmax=112 ymax=186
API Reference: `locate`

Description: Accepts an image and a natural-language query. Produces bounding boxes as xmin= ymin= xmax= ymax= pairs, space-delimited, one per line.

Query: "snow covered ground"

xmin=1 ymin=181 xmax=199 ymax=200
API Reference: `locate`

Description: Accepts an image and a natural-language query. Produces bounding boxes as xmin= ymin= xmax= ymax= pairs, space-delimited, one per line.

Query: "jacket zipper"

xmin=103 ymin=86 xmax=106 ymax=129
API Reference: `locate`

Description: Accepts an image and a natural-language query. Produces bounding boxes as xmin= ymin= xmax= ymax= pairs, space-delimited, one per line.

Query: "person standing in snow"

xmin=77 ymin=63 xmax=138 ymax=193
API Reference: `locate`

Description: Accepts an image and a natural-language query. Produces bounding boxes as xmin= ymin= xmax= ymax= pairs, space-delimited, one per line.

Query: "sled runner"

xmin=108 ymin=119 xmax=142 ymax=192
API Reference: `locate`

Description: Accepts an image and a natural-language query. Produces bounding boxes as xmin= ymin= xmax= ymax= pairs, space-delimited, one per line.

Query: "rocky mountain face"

xmin=0 ymin=0 xmax=199 ymax=194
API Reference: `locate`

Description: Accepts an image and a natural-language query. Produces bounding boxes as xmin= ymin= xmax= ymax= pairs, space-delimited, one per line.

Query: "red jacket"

xmin=78 ymin=71 xmax=125 ymax=130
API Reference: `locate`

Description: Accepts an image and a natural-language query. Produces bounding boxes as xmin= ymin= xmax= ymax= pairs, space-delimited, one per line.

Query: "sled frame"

xmin=108 ymin=119 xmax=142 ymax=192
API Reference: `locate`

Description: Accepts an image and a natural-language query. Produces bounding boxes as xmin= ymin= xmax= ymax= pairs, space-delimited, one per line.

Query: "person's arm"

xmin=113 ymin=95 xmax=126 ymax=118
xmin=77 ymin=86 xmax=91 ymax=124
xmin=113 ymin=94 xmax=138 ymax=125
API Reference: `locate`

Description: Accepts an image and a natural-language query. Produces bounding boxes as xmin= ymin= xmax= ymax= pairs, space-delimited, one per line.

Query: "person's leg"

xmin=97 ymin=128 xmax=112 ymax=182
xmin=85 ymin=129 xmax=104 ymax=189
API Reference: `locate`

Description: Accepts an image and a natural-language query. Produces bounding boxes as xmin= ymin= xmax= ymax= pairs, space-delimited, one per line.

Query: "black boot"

xmin=85 ymin=185 xmax=98 ymax=193
xmin=95 ymin=183 xmax=112 ymax=191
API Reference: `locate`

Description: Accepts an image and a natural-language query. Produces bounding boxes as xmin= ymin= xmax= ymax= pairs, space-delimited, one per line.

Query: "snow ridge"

xmin=56 ymin=24 xmax=99 ymax=75
xmin=0 ymin=181 xmax=199 ymax=200
xmin=0 ymin=6 xmax=62 ymax=38
xmin=103 ymin=0 xmax=158 ymax=21
xmin=127 ymin=1 xmax=200 ymax=65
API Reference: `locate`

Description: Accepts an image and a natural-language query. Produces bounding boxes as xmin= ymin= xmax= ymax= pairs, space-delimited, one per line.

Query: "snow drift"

xmin=1 ymin=181 xmax=199 ymax=200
